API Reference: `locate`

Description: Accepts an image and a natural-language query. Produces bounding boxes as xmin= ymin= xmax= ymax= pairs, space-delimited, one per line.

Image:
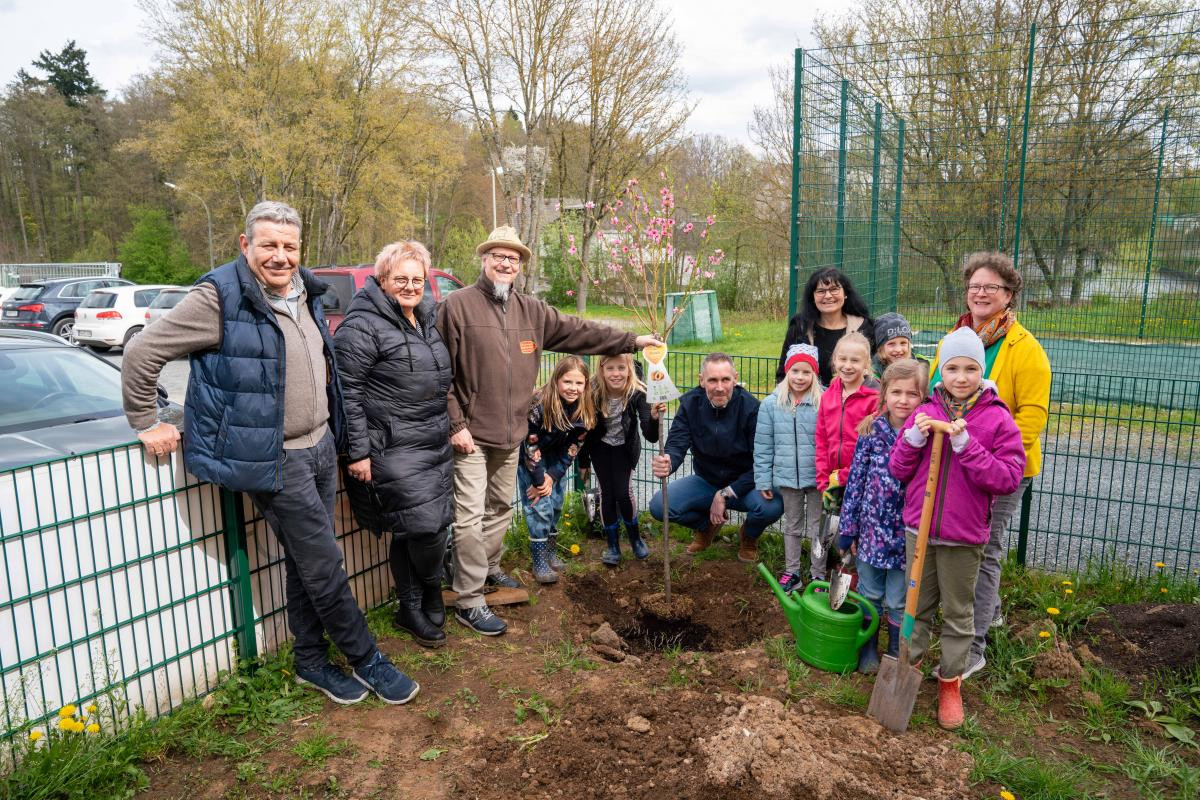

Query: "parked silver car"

xmin=145 ymin=286 xmax=191 ymax=327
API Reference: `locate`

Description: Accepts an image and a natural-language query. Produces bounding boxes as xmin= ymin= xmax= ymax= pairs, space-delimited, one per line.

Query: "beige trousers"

xmin=904 ymin=531 xmax=984 ymax=679
xmin=451 ymin=445 xmax=519 ymax=609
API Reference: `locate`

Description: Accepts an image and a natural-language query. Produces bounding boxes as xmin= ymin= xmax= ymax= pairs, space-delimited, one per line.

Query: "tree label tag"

xmin=643 ymin=345 xmax=680 ymax=404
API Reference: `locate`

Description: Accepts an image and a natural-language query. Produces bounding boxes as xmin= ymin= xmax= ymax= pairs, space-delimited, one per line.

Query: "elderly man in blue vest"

xmin=122 ymin=201 xmax=418 ymax=707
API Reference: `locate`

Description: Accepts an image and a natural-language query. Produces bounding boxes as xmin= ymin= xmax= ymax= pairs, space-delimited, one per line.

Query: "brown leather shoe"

xmin=686 ymin=522 xmax=720 ymax=554
xmin=737 ymin=525 xmax=758 ymax=563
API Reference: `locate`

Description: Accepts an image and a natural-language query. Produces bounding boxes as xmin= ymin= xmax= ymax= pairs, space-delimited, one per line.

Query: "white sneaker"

xmin=931 ymin=653 xmax=986 ymax=682
xmin=989 ymin=612 xmax=1005 ymax=629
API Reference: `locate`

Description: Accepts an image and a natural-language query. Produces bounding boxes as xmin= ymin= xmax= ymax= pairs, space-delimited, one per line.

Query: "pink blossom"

xmin=628 ymin=178 xmax=639 ymax=186
xmin=667 ymin=218 xmax=675 ymax=226
xmin=615 ymin=200 xmax=624 ymax=210
xmin=585 ymin=201 xmax=595 ymax=209
xmin=684 ymin=255 xmax=696 ymax=267
xmin=682 ymin=222 xmax=694 ymax=234
xmin=706 ymin=215 xmax=715 ymax=226
xmin=555 ymin=202 xmax=562 ymax=211
xmin=703 ymin=270 xmax=715 ymax=279
xmin=593 ymin=279 xmax=600 ymax=286
xmin=611 ymin=216 xmax=619 ymax=225
xmin=700 ymin=229 xmax=708 ymax=239
xmin=568 ymin=246 xmax=577 ymax=255
xmin=566 ymin=290 xmax=575 ymax=296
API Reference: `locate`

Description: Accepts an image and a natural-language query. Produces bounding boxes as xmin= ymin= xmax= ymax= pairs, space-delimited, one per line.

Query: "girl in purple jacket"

xmin=889 ymin=327 xmax=1025 ymax=730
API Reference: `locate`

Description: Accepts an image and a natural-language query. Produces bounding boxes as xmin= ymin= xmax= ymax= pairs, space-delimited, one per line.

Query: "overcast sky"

xmin=0 ymin=0 xmax=842 ymax=145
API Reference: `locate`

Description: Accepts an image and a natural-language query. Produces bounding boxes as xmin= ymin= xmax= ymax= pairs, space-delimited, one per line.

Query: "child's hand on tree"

xmin=760 ymin=489 xmax=774 ymax=500
xmin=651 ymin=402 xmax=667 ymax=420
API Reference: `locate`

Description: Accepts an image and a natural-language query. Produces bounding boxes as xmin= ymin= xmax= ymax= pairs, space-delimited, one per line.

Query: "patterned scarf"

xmin=935 ymin=384 xmax=983 ymax=421
xmin=953 ymin=309 xmax=1015 ymax=348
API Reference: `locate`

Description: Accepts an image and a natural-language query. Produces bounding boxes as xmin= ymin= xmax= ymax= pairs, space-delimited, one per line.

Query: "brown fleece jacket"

xmin=437 ymin=274 xmax=637 ymax=450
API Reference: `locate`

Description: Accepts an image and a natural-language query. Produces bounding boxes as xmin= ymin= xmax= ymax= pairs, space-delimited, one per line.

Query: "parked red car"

xmin=312 ymin=266 xmax=464 ymax=333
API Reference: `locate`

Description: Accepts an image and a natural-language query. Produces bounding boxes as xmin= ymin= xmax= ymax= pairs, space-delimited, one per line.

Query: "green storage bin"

xmin=665 ymin=290 xmax=722 ymax=345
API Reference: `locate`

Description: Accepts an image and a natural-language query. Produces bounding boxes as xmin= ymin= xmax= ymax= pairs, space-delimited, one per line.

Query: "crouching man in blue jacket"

xmin=649 ymin=352 xmax=784 ymax=562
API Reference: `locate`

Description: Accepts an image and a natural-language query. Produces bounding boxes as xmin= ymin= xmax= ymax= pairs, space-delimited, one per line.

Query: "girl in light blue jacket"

xmin=754 ymin=343 xmax=823 ymax=592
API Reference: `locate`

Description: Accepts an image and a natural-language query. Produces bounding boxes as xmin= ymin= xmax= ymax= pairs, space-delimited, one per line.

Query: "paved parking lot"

xmin=103 ymin=351 xmax=190 ymax=401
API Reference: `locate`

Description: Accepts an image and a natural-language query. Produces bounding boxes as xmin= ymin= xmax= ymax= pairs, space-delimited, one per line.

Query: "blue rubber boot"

xmin=601 ymin=522 xmax=622 ymax=567
xmin=529 ymin=539 xmax=559 ymax=584
xmin=887 ymin=619 xmax=901 ymax=659
xmin=858 ymin=616 xmax=881 ymax=674
xmin=546 ymin=533 xmax=567 ymax=571
xmin=624 ymin=517 xmax=650 ymax=560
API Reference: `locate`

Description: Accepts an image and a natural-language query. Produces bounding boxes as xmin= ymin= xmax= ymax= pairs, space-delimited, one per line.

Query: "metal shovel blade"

xmin=828 ymin=567 xmax=851 ymax=610
xmin=868 ymin=653 xmax=923 ymax=733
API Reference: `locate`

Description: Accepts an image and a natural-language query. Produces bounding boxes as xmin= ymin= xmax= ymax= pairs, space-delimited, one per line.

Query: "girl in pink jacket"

xmin=889 ymin=327 xmax=1025 ymax=730
xmin=815 ymin=332 xmax=880 ymax=494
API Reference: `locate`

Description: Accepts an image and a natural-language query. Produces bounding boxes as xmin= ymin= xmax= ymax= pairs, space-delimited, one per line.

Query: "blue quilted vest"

xmin=183 ymin=256 xmax=344 ymax=493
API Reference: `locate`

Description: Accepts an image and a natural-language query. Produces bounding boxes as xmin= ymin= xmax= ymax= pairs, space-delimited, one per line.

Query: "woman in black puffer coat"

xmin=335 ymin=240 xmax=454 ymax=648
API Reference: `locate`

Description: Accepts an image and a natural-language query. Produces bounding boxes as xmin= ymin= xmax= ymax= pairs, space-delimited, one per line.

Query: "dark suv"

xmin=1 ymin=276 xmax=133 ymax=339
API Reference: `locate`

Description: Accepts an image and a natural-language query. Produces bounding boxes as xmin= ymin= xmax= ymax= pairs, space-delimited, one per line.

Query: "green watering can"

xmin=757 ymin=563 xmax=879 ymax=674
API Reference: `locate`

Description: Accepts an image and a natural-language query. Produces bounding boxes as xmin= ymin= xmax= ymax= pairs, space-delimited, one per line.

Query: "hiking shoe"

xmin=778 ymin=571 xmax=802 ymax=593
xmin=352 ymin=652 xmax=420 ymax=705
xmin=687 ymin=522 xmax=720 ymax=554
xmin=455 ymin=604 xmax=508 ymax=636
xmin=485 ymin=570 xmax=521 ymax=589
xmin=295 ymin=662 xmax=368 ymax=705
xmin=737 ymin=526 xmax=758 ymax=563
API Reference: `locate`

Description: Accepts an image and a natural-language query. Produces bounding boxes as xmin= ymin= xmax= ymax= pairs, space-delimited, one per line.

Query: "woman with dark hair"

xmin=335 ymin=240 xmax=454 ymax=649
xmin=928 ymin=250 xmax=1051 ymax=681
xmin=777 ymin=267 xmax=875 ymax=384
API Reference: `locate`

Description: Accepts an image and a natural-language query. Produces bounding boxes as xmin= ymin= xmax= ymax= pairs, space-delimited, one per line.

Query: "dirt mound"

xmin=701 ymin=695 xmax=973 ymax=799
xmin=1084 ymin=603 xmax=1200 ymax=682
xmin=565 ymin=559 xmax=787 ymax=653
xmin=452 ymin=688 xmax=972 ymax=800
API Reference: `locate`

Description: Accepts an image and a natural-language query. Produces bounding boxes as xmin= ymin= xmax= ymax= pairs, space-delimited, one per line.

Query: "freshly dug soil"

xmin=1084 ymin=603 xmax=1200 ymax=681
xmin=565 ymin=559 xmax=788 ymax=653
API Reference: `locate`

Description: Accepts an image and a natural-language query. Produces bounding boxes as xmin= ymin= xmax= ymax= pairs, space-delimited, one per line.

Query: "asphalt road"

xmin=103 ymin=351 xmax=190 ymax=402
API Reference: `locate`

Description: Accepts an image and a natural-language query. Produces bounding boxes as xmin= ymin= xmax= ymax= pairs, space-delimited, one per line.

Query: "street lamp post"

xmin=164 ymin=181 xmax=214 ymax=270
xmin=490 ymin=165 xmax=504 ymax=230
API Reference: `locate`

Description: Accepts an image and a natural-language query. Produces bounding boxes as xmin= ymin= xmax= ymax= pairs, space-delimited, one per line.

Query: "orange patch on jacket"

xmin=519 ymin=340 xmax=537 ymax=354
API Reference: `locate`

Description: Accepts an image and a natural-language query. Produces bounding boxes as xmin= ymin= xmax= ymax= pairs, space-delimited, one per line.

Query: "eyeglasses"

xmin=814 ymin=286 xmax=843 ymax=297
xmin=967 ymin=283 xmax=1009 ymax=296
xmin=390 ymin=277 xmax=425 ymax=289
xmin=488 ymin=253 xmax=521 ymax=266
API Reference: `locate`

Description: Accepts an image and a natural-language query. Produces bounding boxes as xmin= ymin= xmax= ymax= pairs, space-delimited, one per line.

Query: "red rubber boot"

xmin=937 ymin=675 xmax=964 ymax=729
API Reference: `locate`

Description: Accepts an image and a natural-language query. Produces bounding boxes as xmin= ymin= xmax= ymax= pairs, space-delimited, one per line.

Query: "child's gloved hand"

xmin=828 ymin=471 xmax=841 ymax=489
xmin=836 ymin=534 xmax=854 ymax=552
xmin=822 ymin=484 xmax=843 ymax=513
xmin=948 ymin=418 xmax=970 ymax=452
xmin=904 ymin=424 xmax=929 ymax=447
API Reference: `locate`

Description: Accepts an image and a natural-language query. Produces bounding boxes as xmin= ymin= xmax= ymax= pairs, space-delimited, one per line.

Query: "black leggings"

xmin=589 ymin=441 xmax=637 ymax=525
xmin=389 ymin=528 xmax=449 ymax=602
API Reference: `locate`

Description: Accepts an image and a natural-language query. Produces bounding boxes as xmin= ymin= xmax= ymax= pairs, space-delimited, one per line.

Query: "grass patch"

xmin=542 ymin=639 xmax=598 ymax=674
xmin=292 ymin=728 xmax=351 ymax=767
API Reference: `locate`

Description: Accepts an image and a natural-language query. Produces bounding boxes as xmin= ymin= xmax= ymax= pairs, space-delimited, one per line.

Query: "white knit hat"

xmin=938 ymin=327 xmax=985 ymax=369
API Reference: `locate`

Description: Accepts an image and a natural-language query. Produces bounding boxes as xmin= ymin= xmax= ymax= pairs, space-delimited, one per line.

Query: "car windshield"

xmin=10 ymin=285 xmax=43 ymax=302
xmin=0 ymin=346 xmax=125 ymax=433
xmin=134 ymin=289 xmax=163 ymax=307
xmin=80 ymin=292 xmax=118 ymax=308
xmin=150 ymin=290 xmax=188 ymax=309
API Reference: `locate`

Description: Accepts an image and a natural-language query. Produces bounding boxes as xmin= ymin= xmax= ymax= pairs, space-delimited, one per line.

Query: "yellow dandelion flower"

xmin=29 ymin=730 xmax=42 ymax=742
xmin=1061 ymin=580 xmax=1072 ymax=586
xmin=1046 ymin=607 xmax=1060 ymax=616
xmin=58 ymin=718 xmax=74 ymax=731
xmin=570 ymin=544 xmax=581 ymax=555
xmin=1000 ymin=791 xmax=1016 ymax=800
xmin=72 ymin=720 xmax=86 ymax=733
xmin=1155 ymin=562 xmax=1166 ymax=569
xmin=1038 ymin=631 xmax=1051 ymax=638
xmin=58 ymin=705 xmax=77 ymax=718
xmin=1064 ymin=589 xmax=1073 ymax=595
xmin=86 ymin=723 xmax=100 ymax=734
xmin=86 ymin=704 xmax=98 ymax=714
xmin=1161 ymin=588 xmax=1169 ymax=594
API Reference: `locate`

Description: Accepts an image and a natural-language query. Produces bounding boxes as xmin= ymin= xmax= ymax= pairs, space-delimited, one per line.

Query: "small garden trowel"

xmin=828 ymin=547 xmax=857 ymax=610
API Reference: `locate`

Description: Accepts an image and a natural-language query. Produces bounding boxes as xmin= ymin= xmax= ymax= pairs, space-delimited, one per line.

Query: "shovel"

xmin=867 ymin=420 xmax=953 ymax=733
xmin=828 ymin=547 xmax=857 ymax=611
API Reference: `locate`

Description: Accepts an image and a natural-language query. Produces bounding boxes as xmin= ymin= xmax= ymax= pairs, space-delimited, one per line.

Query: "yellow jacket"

xmin=931 ymin=320 xmax=1051 ymax=477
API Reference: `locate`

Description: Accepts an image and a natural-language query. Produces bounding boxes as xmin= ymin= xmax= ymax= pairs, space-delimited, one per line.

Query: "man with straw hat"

xmin=438 ymin=226 xmax=663 ymax=634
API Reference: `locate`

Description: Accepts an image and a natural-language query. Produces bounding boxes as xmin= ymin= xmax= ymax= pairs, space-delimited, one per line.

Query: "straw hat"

xmin=475 ymin=225 xmax=531 ymax=262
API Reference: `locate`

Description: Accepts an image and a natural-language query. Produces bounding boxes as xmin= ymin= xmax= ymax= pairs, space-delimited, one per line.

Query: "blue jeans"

xmin=649 ymin=473 xmax=783 ymax=539
xmin=517 ymin=459 xmax=569 ymax=542
xmin=856 ymin=560 xmax=906 ymax=626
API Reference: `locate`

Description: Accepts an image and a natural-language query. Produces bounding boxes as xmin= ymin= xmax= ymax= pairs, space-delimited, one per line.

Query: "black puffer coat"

xmin=334 ymin=276 xmax=454 ymax=537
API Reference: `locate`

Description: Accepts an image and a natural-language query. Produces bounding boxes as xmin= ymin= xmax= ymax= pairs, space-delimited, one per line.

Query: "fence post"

xmin=220 ymin=488 xmax=259 ymax=665
xmin=998 ymin=118 xmax=1012 ymax=251
xmin=1138 ymin=107 xmax=1170 ymax=340
xmin=1011 ymin=23 xmax=1036 ymax=272
xmin=890 ymin=118 xmax=905 ymax=312
xmin=834 ymin=79 xmax=849 ymax=270
xmin=1015 ymin=481 xmax=1033 ymax=566
xmin=788 ymin=48 xmax=805 ymax=320
xmin=868 ymin=102 xmax=883 ymax=305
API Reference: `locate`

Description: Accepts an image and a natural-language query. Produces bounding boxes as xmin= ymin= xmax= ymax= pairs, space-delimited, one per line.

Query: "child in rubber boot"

xmin=889 ymin=328 xmax=1025 ymax=729
xmin=753 ymin=343 xmax=823 ymax=593
xmin=518 ymin=356 xmax=596 ymax=584
xmin=836 ymin=359 xmax=926 ymax=674
xmin=577 ymin=354 xmax=664 ymax=567
xmin=814 ymin=332 xmax=879 ymax=580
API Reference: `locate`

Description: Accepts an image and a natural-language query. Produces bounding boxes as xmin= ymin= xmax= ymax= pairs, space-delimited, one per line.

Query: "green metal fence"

xmin=789 ymin=10 xmax=1200 ymax=375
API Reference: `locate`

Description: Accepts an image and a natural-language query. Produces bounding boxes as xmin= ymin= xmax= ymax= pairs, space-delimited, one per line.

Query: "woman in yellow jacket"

xmin=928 ymin=251 xmax=1051 ymax=680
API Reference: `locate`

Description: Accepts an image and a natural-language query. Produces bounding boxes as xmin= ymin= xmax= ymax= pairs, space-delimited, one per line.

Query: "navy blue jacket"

xmin=184 ymin=257 xmax=343 ymax=493
xmin=664 ymin=384 xmax=760 ymax=498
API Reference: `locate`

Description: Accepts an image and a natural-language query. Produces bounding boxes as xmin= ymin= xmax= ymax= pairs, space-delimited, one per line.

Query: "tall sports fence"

xmin=788 ymin=10 xmax=1200 ymax=375
xmin=1 ymin=350 xmax=1196 ymax=747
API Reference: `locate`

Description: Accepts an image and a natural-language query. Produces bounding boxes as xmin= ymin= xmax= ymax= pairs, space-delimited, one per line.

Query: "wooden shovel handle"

xmin=898 ymin=429 xmax=946 ymax=665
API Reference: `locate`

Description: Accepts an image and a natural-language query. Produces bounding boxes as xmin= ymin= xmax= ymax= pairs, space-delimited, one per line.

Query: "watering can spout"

xmin=756 ymin=562 xmax=799 ymax=614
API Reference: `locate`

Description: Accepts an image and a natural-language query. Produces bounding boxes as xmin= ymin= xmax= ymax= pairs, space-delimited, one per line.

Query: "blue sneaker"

xmin=485 ymin=570 xmax=521 ymax=589
xmin=353 ymin=652 xmax=420 ymax=705
xmin=778 ymin=571 xmax=802 ymax=593
xmin=455 ymin=604 xmax=508 ymax=636
xmin=295 ymin=662 xmax=369 ymax=705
